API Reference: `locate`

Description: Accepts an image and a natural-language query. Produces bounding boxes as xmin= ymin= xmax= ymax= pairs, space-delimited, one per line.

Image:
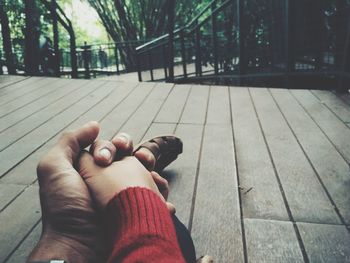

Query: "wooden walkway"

xmin=0 ymin=75 xmax=350 ymax=262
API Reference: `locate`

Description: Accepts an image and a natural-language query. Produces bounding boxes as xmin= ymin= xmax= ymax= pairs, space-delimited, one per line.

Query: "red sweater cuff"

xmin=106 ymin=187 xmax=185 ymax=263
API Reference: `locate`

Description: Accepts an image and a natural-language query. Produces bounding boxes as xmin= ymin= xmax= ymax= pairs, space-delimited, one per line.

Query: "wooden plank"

xmin=116 ymin=83 xmax=173 ymax=143
xmin=250 ymin=88 xmax=340 ymax=224
xmin=0 ymin=82 xmax=137 ymax=185
xmin=0 ymin=184 xmax=24 ymax=211
xmin=191 ymin=124 xmax=244 ymax=262
xmin=0 ymin=81 xmax=114 ymax=178
xmin=0 ymin=79 xmax=98 ymax=151
xmin=230 ymin=87 xmax=288 ymax=221
xmin=271 ymin=88 xmax=350 ymax=224
xmin=297 ymin=222 xmax=350 ymax=263
xmin=97 ymin=82 xmax=156 ymax=141
xmin=206 ymin=86 xmax=231 ymax=124
xmin=245 ymin=218 xmax=304 ymax=263
xmin=141 ymin=123 xmax=176 ymax=141
xmin=0 ymin=78 xmax=88 ymax=133
xmin=0 ymin=76 xmax=28 ymax=89
xmin=6 ymin=222 xmax=41 ymax=263
xmin=0 ymin=77 xmax=43 ymax=98
xmin=311 ymin=90 xmax=350 ymax=123
xmin=291 ymin=90 xmax=350 ymax=163
xmin=155 ymin=84 xmax=191 ymax=123
xmin=0 ymin=78 xmax=69 ymax=116
xmin=167 ymin=124 xmax=203 ymax=227
xmin=0 ymin=186 xmax=41 ymax=262
xmin=180 ymin=85 xmax=209 ymax=124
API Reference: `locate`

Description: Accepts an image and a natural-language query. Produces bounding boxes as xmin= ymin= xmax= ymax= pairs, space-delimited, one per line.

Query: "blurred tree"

xmin=24 ymin=0 xmax=41 ymax=75
xmin=0 ymin=0 xmax=16 ymax=74
xmin=85 ymin=0 xmax=208 ymax=69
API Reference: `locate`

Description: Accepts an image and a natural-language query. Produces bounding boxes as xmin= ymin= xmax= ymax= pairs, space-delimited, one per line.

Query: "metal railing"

xmin=59 ymin=40 xmax=148 ymax=79
xmin=136 ymin=0 xmax=350 ymax=91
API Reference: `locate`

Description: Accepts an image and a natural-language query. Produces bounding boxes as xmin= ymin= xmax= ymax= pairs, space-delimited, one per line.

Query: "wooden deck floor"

xmin=0 ymin=75 xmax=350 ymax=262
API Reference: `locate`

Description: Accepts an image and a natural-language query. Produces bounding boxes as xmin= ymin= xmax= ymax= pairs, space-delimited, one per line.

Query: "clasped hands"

xmin=28 ymin=121 xmax=174 ymax=263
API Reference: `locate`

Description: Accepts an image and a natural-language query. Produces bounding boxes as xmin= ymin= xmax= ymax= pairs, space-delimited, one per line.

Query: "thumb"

xmin=57 ymin=121 xmax=100 ymax=164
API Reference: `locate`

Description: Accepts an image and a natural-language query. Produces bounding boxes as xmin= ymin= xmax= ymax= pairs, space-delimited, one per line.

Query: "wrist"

xmin=28 ymin=232 xmax=97 ymax=263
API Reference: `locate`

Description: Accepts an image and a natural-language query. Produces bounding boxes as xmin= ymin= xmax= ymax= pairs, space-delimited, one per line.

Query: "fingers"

xmin=91 ymin=133 xmax=134 ymax=166
xmin=112 ymin=133 xmax=133 ymax=160
xmin=90 ymin=139 xmax=116 ymax=166
xmin=166 ymin=202 xmax=176 ymax=215
xmin=37 ymin=121 xmax=100 ymax=178
xmin=151 ymin=171 xmax=169 ymax=200
xmin=134 ymin=148 xmax=156 ymax=171
xmin=77 ymin=151 xmax=99 ymax=180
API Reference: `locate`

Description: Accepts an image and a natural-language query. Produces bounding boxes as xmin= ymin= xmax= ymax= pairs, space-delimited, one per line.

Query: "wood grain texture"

xmin=206 ymin=86 xmax=231 ymax=124
xmin=291 ymin=89 xmax=350 ymax=163
xmin=0 ymin=75 xmax=29 ymax=89
xmin=155 ymin=84 xmax=191 ymax=123
xmin=98 ymin=82 xmax=155 ymax=141
xmin=0 ymin=77 xmax=43 ymax=98
xmin=311 ymin=90 xmax=350 ymax=123
xmin=141 ymin=122 xmax=176 ymax=140
xmin=0 ymin=79 xmax=89 ymax=150
xmin=117 ymin=83 xmax=173 ymax=143
xmin=250 ymin=88 xmax=340 ymax=224
xmin=230 ymin=87 xmax=288 ymax=221
xmin=0 ymin=81 xmax=113 ymax=177
xmin=0 ymin=186 xmax=40 ymax=262
xmin=0 ymin=78 xmax=66 ymax=111
xmin=0 ymin=79 xmax=87 ymax=132
xmin=0 ymin=184 xmax=25 ymax=211
xmin=5 ymin=222 xmax=41 ymax=263
xmin=167 ymin=124 xmax=203 ymax=227
xmin=180 ymin=85 xmax=209 ymax=124
xmin=298 ymin=222 xmax=350 ymax=263
xmin=191 ymin=124 xmax=244 ymax=262
xmin=271 ymin=88 xmax=350 ymax=224
xmin=245 ymin=218 xmax=304 ymax=263
xmin=0 ymin=82 xmax=137 ymax=185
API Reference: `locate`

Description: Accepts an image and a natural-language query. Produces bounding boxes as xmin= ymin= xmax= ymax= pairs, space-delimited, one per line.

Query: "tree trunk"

xmin=52 ymin=0 xmax=60 ymax=76
xmin=0 ymin=1 xmax=16 ymax=74
xmin=24 ymin=0 xmax=41 ymax=75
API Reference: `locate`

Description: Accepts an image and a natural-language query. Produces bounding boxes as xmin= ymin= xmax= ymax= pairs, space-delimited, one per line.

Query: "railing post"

xmin=136 ymin=52 xmax=142 ymax=81
xmin=83 ymin=41 xmax=90 ymax=79
xmin=51 ymin=0 xmax=60 ymax=77
xmin=237 ymin=0 xmax=245 ymax=85
xmin=339 ymin=10 xmax=350 ymax=93
xmin=167 ymin=0 xmax=176 ymax=82
xmin=114 ymin=43 xmax=120 ymax=75
xmin=0 ymin=49 xmax=3 ymax=74
xmin=180 ymin=29 xmax=187 ymax=78
xmin=285 ymin=0 xmax=295 ymax=88
xmin=195 ymin=20 xmax=202 ymax=76
xmin=148 ymin=50 xmax=154 ymax=81
xmin=211 ymin=0 xmax=219 ymax=76
xmin=162 ymin=45 xmax=168 ymax=79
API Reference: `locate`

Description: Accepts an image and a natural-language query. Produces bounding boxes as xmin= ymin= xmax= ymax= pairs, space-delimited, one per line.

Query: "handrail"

xmin=135 ymin=0 xmax=217 ymax=52
xmin=185 ymin=0 xmax=216 ymax=28
xmin=185 ymin=0 xmax=231 ymax=35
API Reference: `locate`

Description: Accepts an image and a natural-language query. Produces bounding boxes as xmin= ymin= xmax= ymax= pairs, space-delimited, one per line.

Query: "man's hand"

xmin=28 ymin=121 xmax=107 ymax=263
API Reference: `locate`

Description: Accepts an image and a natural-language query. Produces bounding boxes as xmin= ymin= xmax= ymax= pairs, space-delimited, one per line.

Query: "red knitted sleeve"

xmin=105 ymin=187 xmax=186 ymax=263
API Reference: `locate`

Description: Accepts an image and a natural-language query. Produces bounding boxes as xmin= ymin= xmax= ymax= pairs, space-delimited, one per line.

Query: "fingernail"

xmin=117 ymin=135 xmax=128 ymax=144
xmin=99 ymin=148 xmax=111 ymax=160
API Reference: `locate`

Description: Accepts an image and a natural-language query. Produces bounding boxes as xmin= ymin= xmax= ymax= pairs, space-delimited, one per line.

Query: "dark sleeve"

xmin=106 ymin=187 xmax=186 ymax=263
